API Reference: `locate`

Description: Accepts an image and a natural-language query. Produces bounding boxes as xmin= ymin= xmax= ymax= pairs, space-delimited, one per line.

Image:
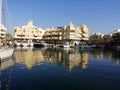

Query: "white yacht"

xmin=61 ymin=42 xmax=70 ymax=48
xmin=15 ymin=40 xmax=33 ymax=47
xmin=0 ymin=0 xmax=14 ymax=61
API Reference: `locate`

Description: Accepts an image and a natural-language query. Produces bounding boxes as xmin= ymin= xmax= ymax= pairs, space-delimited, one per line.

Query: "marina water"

xmin=1 ymin=47 xmax=120 ymax=90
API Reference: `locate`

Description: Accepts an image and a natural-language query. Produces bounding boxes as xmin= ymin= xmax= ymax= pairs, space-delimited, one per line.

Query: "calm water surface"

xmin=1 ymin=47 xmax=120 ymax=90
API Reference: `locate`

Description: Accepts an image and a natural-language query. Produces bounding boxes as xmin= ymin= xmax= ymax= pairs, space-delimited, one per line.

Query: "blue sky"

xmin=6 ymin=0 xmax=120 ymax=34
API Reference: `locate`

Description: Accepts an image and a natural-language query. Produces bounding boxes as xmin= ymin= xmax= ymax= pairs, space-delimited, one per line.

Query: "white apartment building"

xmin=43 ymin=21 xmax=89 ymax=44
xmin=63 ymin=21 xmax=89 ymax=44
xmin=14 ymin=21 xmax=89 ymax=46
xmin=14 ymin=20 xmax=44 ymax=46
xmin=43 ymin=26 xmax=63 ymax=44
xmin=0 ymin=24 xmax=7 ymax=46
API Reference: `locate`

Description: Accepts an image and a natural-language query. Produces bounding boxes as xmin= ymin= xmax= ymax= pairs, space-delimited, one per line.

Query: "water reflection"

xmin=14 ymin=48 xmax=44 ymax=69
xmin=0 ymin=57 xmax=14 ymax=71
xmin=87 ymin=50 xmax=120 ymax=64
xmin=42 ymin=48 xmax=89 ymax=71
xmin=1 ymin=48 xmax=120 ymax=90
xmin=14 ymin=48 xmax=89 ymax=70
xmin=14 ymin=48 xmax=120 ymax=71
xmin=0 ymin=58 xmax=14 ymax=90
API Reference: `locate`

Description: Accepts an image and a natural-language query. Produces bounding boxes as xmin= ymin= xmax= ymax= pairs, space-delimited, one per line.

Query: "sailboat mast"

xmin=0 ymin=0 xmax=2 ymax=24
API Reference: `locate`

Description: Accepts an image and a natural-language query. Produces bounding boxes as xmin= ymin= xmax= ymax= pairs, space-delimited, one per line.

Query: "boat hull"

xmin=0 ymin=48 xmax=14 ymax=61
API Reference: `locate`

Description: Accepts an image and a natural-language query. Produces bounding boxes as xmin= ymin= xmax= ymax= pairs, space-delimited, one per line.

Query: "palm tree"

xmin=5 ymin=33 xmax=13 ymax=40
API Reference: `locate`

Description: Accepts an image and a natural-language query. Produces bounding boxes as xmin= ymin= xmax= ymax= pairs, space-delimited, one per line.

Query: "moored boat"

xmin=60 ymin=42 xmax=70 ymax=48
xmin=0 ymin=0 xmax=14 ymax=61
xmin=0 ymin=48 xmax=14 ymax=61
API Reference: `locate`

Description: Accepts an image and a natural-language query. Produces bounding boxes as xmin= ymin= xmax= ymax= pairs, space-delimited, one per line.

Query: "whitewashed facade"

xmin=43 ymin=21 xmax=89 ymax=44
xmin=14 ymin=20 xmax=44 ymax=46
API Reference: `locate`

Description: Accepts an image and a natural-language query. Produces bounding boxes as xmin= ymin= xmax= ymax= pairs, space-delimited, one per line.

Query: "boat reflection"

xmin=0 ymin=57 xmax=14 ymax=71
xmin=0 ymin=57 xmax=14 ymax=90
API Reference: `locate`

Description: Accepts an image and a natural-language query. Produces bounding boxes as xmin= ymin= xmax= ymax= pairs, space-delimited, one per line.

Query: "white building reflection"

xmin=14 ymin=48 xmax=120 ymax=70
xmin=14 ymin=49 xmax=44 ymax=69
xmin=14 ymin=48 xmax=89 ymax=70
